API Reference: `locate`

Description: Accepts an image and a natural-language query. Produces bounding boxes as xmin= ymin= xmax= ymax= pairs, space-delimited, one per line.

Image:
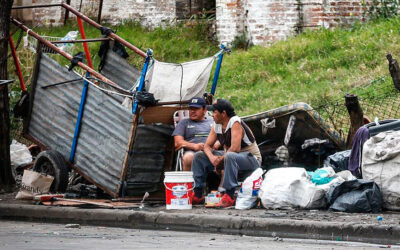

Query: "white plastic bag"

xmin=235 ymin=168 xmax=263 ymax=210
xmin=259 ymin=167 xmax=327 ymax=209
xmin=10 ymin=140 xmax=32 ymax=167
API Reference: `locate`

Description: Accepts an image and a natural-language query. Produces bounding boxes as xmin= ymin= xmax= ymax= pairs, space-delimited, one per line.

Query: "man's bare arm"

xmin=174 ymin=136 xmax=204 ymax=151
xmin=227 ymin=122 xmax=244 ymax=153
xmin=203 ymin=127 xmax=217 ymax=159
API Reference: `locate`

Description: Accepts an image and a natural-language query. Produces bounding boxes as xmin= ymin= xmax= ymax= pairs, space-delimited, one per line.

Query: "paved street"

xmin=0 ymin=220 xmax=396 ymax=249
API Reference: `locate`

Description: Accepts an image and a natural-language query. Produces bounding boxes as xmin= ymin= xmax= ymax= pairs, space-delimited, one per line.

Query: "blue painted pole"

xmin=69 ymin=72 xmax=89 ymax=163
xmin=211 ymin=44 xmax=226 ymax=95
xmin=132 ymin=48 xmax=153 ymax=114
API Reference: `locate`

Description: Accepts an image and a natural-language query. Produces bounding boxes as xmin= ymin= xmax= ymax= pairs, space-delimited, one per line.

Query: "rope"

xmin=179 ymin=63 xmax=183 ymax=109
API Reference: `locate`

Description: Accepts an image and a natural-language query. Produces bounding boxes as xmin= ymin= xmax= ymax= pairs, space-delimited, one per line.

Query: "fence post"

xmin=345 ymin=94 xmax=364 ymax=148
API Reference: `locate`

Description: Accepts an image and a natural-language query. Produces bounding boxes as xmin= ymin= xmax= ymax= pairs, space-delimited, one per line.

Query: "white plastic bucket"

xmin=164 ymin=171 xmax=194 ymax=210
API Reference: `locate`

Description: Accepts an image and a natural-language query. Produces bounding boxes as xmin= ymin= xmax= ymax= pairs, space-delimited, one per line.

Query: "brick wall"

xmin=15 ymin=0 xmax=175 ymax=28
xmin=216 ymin=0 xmax=367 ymax=46
xmin=15 ymin=0 xmax=367 ymax=46
xmin=177 ymin=0 xmax=215 ymax=19
xmin=216 ymin=0 xmax=245 ymax=45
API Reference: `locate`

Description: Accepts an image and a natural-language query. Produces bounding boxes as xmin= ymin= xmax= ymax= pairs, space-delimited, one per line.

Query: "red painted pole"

xmin=8 ymin=34 xmax=26 ymax=91
xmin=10 ymin=17 xmax=129 ymax=94
xmin=76 ymin=17 xmax=93 ymax=69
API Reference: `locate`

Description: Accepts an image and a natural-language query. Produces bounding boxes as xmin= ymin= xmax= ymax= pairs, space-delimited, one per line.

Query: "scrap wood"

xmin=38 ymin=195 xmax=142 ymax=209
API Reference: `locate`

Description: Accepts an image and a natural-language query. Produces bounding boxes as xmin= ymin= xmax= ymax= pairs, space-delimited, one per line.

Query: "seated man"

xmin=172 ymin=97 xmax=214 ymax=171
xmin=191 ymin=99 xmax=262 ymax=208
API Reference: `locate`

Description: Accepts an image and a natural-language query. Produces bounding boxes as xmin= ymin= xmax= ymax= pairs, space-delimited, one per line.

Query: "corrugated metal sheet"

xmin=126 ymin=124 xmax=174 ymax=196
xmin=28 ymin=54 xmax=132 ymax=196
xmin=99 ymin=50 xmax=141 ymax=91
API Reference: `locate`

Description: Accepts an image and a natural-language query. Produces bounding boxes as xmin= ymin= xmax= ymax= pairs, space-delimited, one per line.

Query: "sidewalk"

xmin=1 ymin=192 xmax=399 ymax=246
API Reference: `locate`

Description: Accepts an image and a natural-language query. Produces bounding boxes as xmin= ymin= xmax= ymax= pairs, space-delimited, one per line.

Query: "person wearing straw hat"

xmin=191 ymin=99 xmax=262 ymax=208
xmin=172 ymin=97 xmax=214 ymax=171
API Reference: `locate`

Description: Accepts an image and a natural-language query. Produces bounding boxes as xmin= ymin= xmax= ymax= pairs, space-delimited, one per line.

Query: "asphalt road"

xmin=0 ymin=220 xmax=396 ymax=250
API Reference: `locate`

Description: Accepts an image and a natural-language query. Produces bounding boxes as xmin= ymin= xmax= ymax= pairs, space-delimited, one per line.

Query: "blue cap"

xmin=189 ymin=97 xmax=206 ymax=108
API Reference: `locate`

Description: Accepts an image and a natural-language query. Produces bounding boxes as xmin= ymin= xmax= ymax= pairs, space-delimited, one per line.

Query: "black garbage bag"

xmin=134 ymin=90 xmax=159 ymax=107
xmin=13 ymin=91 xmax=30 ymax=118
xmin=327 ymin=179 xmax=382 ymax=213
xmin=324 ymin=150 xmax=351 ymax=173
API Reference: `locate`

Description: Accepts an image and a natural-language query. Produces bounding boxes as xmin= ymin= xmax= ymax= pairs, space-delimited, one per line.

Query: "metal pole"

xmin=97 ymin=0 xmax=104 ymax=24
xmin=77 ymin=17 xmax=94 ymax=69
xmin=64 ymin=0 xmax=71 ymax=25
xmin=13 ymin=3 xmax=146 ymax=58
xmin=69 ymin=72 xmax=89 ymax=163
xmin=61 ymin=3 xmax=146 ymax=58
xmin=49 ymin=38 xmax=110 ymax=44
xmin=10 ymin=17 xmax=130 ymax=95
xmin=211 ymin=44 xmax=225 ymax=95
xmin=8 ymin=35 xmax=26 ymax=92
xmin=12 ymin=4 xmax=63 ymax=9
xmin=132 ymin=49 xmax=153 ymax=114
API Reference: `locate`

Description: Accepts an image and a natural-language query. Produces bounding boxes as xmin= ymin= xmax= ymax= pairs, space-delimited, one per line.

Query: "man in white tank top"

xmin=191 ymin=99 xmax=261 ymax=208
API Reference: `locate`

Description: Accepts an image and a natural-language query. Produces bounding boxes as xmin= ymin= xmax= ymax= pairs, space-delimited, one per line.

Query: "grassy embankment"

xmin=7 ymin=18 xmax=400 ymax=139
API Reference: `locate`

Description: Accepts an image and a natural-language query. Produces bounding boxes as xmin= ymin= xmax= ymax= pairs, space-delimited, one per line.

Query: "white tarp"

xmin=362 ymin=131 xmax=400 ymax=210
xmin=146 ymin=55 xmax=217 ymax=102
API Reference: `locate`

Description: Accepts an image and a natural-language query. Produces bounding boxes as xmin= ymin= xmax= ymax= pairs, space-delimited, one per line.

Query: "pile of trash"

xmin=234 ymin=121 xmax=400 ymax=213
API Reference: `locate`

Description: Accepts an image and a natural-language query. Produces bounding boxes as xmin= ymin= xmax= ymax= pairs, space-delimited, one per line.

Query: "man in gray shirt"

xmin=172 ymin=97 xmax=214 ymax=171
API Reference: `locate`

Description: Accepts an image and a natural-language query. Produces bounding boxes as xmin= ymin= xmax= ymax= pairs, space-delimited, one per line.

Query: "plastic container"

xmin=205 ymin=191 xmax=222 ymax=206
xmin=164 ymin=171 xmax=194 ymax=210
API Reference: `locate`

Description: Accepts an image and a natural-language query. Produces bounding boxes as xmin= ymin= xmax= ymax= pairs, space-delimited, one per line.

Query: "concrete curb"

xmin=0 ymin=203 xmax=399 ymax=245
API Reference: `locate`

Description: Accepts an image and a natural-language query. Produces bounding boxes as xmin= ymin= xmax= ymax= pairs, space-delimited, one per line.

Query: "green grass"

xmin=7 ymin=17 xmax=400 ymax=121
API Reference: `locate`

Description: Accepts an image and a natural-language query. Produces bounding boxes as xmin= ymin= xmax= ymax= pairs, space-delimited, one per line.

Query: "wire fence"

xmin=313 ymin=77 xmax=400 ymax=140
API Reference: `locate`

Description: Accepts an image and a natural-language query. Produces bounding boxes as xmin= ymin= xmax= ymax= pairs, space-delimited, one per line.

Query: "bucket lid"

xmin=164 ymin=171 xmax=193 ymax=177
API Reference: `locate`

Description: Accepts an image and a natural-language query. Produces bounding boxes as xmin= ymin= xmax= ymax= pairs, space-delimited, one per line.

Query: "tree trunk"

xmin=345 ymin=94 xmax=364 ymax=149
xmin=0 ymin=0 xmax=15 ymax=192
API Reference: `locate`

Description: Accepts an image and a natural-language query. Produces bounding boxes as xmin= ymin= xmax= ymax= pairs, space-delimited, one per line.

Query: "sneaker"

xmin=191 ymin=192 xmax=205 ymax=205
xmin=205 ymin=193 xmax=234 ymax=208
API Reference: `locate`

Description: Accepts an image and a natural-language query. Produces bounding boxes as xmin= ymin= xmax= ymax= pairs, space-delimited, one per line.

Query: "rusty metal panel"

xmin=29 ymin=54 xmax=82 ymax=157
xmin=73 ymin=83 xmax=132 ymax=194
xmin=99 ymin=50 xmax=141 ymax=90
xmin=28 ymin=54 xmax=132 ymax=196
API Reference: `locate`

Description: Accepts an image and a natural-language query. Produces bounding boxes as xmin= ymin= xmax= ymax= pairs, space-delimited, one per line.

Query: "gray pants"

xmin=192 ymin=150 xmax=260 ymax=191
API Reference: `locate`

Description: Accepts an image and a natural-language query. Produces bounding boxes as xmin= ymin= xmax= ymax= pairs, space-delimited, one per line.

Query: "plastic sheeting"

xmin=259 ymin=167 xmax=327 ymax=209
xmin=362 ymin=130 xmax=400 ymax=210
xmin=146 ymin=56 xmax=216 ymax=102
xmin=326 ymin=179 xmax=383 ymax=213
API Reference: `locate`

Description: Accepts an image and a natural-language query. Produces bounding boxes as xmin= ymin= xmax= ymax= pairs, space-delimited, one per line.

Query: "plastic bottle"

xmin=59 ymin=31 xmax=79 ymax=52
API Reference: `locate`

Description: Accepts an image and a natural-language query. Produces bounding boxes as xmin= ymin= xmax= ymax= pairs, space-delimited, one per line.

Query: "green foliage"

xmin=231 ymin=32 xmax=251 ymax=50
xmin=363 ymin=0 xmax=400 ymax=19
xmin=7 ymin=17 xmax=400 ymax=122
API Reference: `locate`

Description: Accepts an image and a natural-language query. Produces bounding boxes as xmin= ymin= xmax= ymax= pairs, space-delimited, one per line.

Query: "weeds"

xmin=363 ymin=0 xmax=400 ymax=19
xmin=7 ymin=17 xmax=400 ymax=140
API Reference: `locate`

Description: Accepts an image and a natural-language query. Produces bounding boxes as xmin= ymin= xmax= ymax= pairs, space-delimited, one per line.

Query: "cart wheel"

xmin=33 ymin=150 xmax=69 ymax=192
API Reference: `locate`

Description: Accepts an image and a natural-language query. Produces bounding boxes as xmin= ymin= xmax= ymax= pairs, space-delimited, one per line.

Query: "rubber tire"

xmin=365 ymin=119 xmax=400 ymax=137
xmin=33 ymin=150 xmax=69 ymax=192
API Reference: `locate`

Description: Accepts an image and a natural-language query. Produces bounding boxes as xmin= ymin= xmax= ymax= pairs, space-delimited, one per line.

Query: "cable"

xmin=68 ymin=67 xmax=133 ymax=99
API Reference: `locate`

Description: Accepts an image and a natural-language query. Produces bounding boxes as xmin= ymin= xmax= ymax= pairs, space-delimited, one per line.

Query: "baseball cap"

xmin=207 ymin=99 xmax=236 ymax=117
xmin=188 ymin=97 xmax=206 ymax=108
